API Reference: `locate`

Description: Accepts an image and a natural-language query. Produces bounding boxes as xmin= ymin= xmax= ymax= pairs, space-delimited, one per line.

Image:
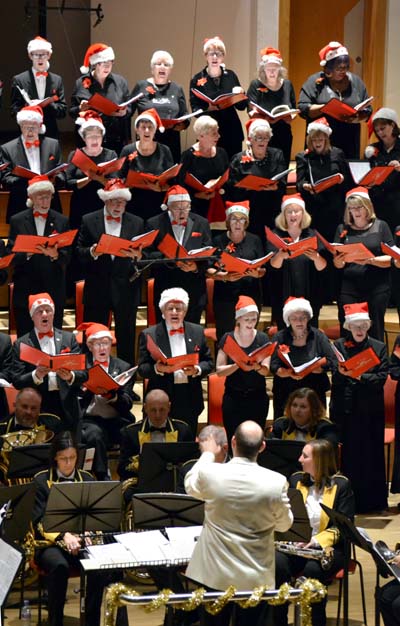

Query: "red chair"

xmin=207 ymin=373 xmax=225 ymax=426
xmin=204 ymin=278 xmax=217 ymax=345
xmin=384 ymin=375 xmax=396 ymax=485
xmin=75 ymin=280 xmax=115 ymax=344
xmin=146 ymin=278 xmax=157 ymax=326
xmin=4 ymin=385 xmax=18 ymax=414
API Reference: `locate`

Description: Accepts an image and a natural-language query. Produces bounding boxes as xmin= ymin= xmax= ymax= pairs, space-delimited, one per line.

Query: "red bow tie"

xmin=33 ymin=211 xmax=48 ymax=219
xmin=106 ymin=215 xmax=121 ymax=223
xmin=169 ymin=327 xmax=184 ymax=336
xmin=38 ymin=330 xmax=54 ymax=339
xmin=25 ymin=140 xmax=40 ymax=149
xmin=94 ymin=360 xmax=109 ymax=368
xmin=172 ymin=220 xmax=187 ymax=227
xmin=36 ymin=71 xmax=48 ymax=77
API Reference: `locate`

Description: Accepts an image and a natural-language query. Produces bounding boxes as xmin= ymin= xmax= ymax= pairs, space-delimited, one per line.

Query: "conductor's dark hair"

xmin=234 ymin=422 xmax=264 ymax=460
xmin=50 ymin=430 xmax=78 ymax=468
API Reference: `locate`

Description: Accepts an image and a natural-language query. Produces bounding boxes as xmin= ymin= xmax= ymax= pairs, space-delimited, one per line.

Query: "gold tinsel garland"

xmin=104 ymin=578 xmax=326 ymax=626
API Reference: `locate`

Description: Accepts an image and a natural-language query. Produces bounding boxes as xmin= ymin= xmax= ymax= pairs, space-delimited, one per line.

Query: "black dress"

xmin=212 ymin=231 xmax=265 ymax=341
xmin=330 ymin=335 xmax=388 ymax=513
xmin=265 ymin=226 xmax=327 ymax=328
xmin=119 ymin=141 xmax=174 ymax=221
xmin=334 ymin=219 xmax=394 ymax=341
xmin=298 ymin=72 xmax=372 ymax=158
xmin=70 ymin=72 xmax=132 ymax=154
xmin=367 ymin=138 xmax=400 ymax=234
xmin=130 ymin=79 xmax=188 ymax=162
xmin=247 ymin=78 xmax=296 ymax=167
xmin=189 ymin=67 xmax=247 ymax=159
xmin=389 ymin=335 xmax=400 ymax=493
xmin=270 ymin=326 xmax=335 ymax=419
xmin=219 ymin=330 xmax=270 ymax=442
xmin=226 ymin=147 xmax=287 ymax=240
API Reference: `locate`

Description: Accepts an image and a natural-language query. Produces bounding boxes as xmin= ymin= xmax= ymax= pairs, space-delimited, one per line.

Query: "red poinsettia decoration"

xmin=225 ymin=242 xmax=236 ymax=253
xmin=282 ymin=237 xmax=293 ymax=243
xmin=49 ymin=154 xmax=55 ymax=160
xmin=344 ymin=340 xmax=355 ymax=348
xmin=279 ymin=344 xmax=290 ymax=354
xmin=191 ymin=232 xmax=201 ymax=237
xmin=127 ymin=151 xmax=138 ymax=161
xmin=60 ymin=347 xmax=71 ymax=354
xmin=339 ymin=229 xmax=348 ymax=240
xmin=194 ymin=344 xmax=200 ymax=352
xmin=51 ymin=229 xmax=59 ymax=235
xmin=241 ymin=155 xmax=253 ymax=163
xmin=196 ymin=77 xmax=207 ymax=87
xmin=315 ymin=76 xmax=325 ymax=85
xmin=82 ymin=78 xmax=91 ymax=89
xmin=146 ymin=85 xmax=156 ymax=95
xmin=257 ymin=87 xmax=269 ymax=93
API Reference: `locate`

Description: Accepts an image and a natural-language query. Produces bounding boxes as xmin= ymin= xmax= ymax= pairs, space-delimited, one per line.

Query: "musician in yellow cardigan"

xmin=274 ymin=439 xmax=355 ymax=626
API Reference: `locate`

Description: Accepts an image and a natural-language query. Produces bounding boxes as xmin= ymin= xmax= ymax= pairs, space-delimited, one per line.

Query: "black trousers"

xmin=81 ymin=415 xmax=131 ymax=479
xmin=378 ymin=580 xmax=400 ymax=626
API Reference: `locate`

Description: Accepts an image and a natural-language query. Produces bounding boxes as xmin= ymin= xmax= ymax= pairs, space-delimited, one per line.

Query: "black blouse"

xmin=220 ymin=330 xmax=270 ymax=393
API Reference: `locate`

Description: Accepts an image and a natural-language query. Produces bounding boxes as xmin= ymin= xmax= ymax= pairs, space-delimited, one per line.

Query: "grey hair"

xmin=198 ymin=425 xmax=227 ymax=447
xmin=151 ymin=50 xmax=174 ymax=68
xmin=193 ymin=115 xmax=218 ymax=137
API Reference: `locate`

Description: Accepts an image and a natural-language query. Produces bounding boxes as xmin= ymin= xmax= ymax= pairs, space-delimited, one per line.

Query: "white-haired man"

xmin=138 ymin=287 xmax=213 ymax=436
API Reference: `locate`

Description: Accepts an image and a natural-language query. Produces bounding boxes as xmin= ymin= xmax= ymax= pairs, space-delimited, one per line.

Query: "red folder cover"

xmin=320 ymin=96 xmax=373 ymax=121
xmin=95 ymin=230 xmax=159 ymax=256
xmin=333 ymin=345 xmax=380 ymax=378
xmin=0 ymin=254 xmax=15 ymax=269
xmin=355 ymin=166 xmax=395 ymax=187
xmin=265 ymin=228 xmax=318 ymax=259
xmin=160 ymin=110 xmax=203 ymax=130
xmin=71 ymin=149 xmax=126 ymax=177
xmin=333 ymin=242 xmax=372 ymax=262
xmin=88 ymin=92 xmax=143 ymax=115
xmin=84 ymin=364 xmax=137 ymax=394
xmin=191 ymin=88 xmax=248 ymax=110
xmin=125 ymin=164 xmax=181 ymax=189
xmin=12 ymin=163 xmax=68 ymax=179
xmin=278 ymin=348 xmax=327 ymax=378
xmin=222 ymin=335 xmax=277 ymax=369
xmin=158 ymin=232 xmax=215 ymax=260
xmin=311 ymin=173 xmax=344 ymax=194
xmin=381 ymin=242 xmax=400 ymax=260
xmin=184 ymin=169 xmax=229 ymax=193
xmin=12 ymin=230 xmax=78 ymax=254
xmin=20 ymin=343 xmax=86 ymax=371
xmin=219 ymin=250 xmax=273 ymax=274
xmin=37 ymin=94 xmax=59 ymax=108
xmin=146 ymin=335 xmax=199 ymax=372
xmin=234 ymin=169 xmax=290 ymax=191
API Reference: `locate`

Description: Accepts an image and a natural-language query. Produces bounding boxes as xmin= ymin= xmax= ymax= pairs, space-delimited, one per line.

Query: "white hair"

xmin=151 ymin=50 xmax=174 ymax=68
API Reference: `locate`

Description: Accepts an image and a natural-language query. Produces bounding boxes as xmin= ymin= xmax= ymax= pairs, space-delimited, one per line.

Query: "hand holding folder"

xmin=265 ymin=228 xmax=318 ymax=259
xmin=71 ymin=149 xmax=126 ymax=178
xmin=125 ymin=164 xmax=181 ymax=190
xmin=191 ymin=88 xmax=247 ymax=110
xmin=219 ymin=250 xmax=273 ymax=274
xmin=84 ymin=365 xmax=137 ymax=395
xmin=222 ymin=335 xmax=276 ymax=370
xmin=12 ymin=230 xmax=78 ymax=254
xmin=157 ymin=233 xmax=216 ymax=262
xmin=332 ymin=344 xmax=380 ymax=378
xmin=20 ymin=343 xmax=86 ymax=372
xmin=95 ymin=230 xmax=159 ymax=257
xmin=146 ymin=335 xmax=199 ymax=373
xmin=278 ymin=347 xmax=327 ymax=378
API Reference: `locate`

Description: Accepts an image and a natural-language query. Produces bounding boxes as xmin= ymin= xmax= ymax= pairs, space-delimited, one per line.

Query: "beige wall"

xmin=384 ymin=0 xmax=400 ymax=113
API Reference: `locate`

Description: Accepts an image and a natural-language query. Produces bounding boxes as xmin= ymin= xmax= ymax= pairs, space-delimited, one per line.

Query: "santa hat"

xmin=371 ymin=107 xmax=399 ymax=127
xmin=161 ymin=185 xmax=191 ymax=210
xmin=282 ymin=296 xmax=313 ymax=327
xmin=225 ymin=200 xmax=250 ymax=219
xmin=80 ymin=43 xmax=115 ymax=74
xmin=281 ymin=193 xmax=305 ymax=212
xmin=346 ymin=186 xmax=370 ymax=201
xmin=77 ymin=322 xmax=112 ymax=343
xmin=29 ymin=293 xmax=55 ymax=317
xmin=319 ymin=41 xmax=349 ymax=67
xmin=307 ymin=117 xmax=332 ymax=136
xmin=159 ymin=288 xmax=189 ymax=310
xmin=235 ymin=295 xmax=259 ymax=319
xmin=27 ymin=36 xmax=52 ymax=55
xmin=134 ymin=108 xmax=165 ymax=133
xmin=76 ymin=109 xmax=105 ymax=138
xmin=260 ymin=46 xmax=282 ymax=65
xmin=16 ymin=105 xmax=46 ymax=134
xmin=97 ymin=178 xmax=131 ymax=202
xmin=245 ymin=118 xmax=272 ymax=139
xmin=26 ymin=175 xmax=54 ymax=207
xmin=203 ymin=36 xmax=226 ymax=55
xmin=343 ymin=302 xmax=371 ymax=329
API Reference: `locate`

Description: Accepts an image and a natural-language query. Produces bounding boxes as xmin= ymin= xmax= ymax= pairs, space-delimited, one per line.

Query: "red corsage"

xmin=128 ymin=151 xmax=138 ymax=161
xmin=241 ymin=155 xmax=253 ymax=163
xmin=225 ymin=242 xmax=236 ymax=253
xmin=339 ymin=229 xmax=348 ymax=240
xmin=49 ymin=154 xmax=55 ymax=161
xmin=196 ymin=77 xmax=207 ymax=87
xmin=257 ymin=87 xmax=269 ymax=93
xmin=51 ymin=229 xmax=59 ymax=235
xmin=146 ymin=85 xmax=156 ymax=95
xmin=315 ymin=76 xmax=325 ymax=85
xmin=344 ymin=340 xmax=355 ymax=348
xmin=60 ymin=347 xmax=71 ymax=354
xmin=82 ymin=78 xmax=91 ymax=89
xmin=193 ymin=344 xmax=200 ymax=352
xmin=191 ymin=232 xmax=201 ymax=237
xmin=279 ymin=344 xmax=290 ymax=354
xmin=282 ymin=237 xmax=293 ymax=243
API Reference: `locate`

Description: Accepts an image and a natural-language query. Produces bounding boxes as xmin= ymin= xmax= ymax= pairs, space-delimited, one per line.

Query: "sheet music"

xmin=0 ymin=538 xmax=23 ymax=606
xmin=164 ymin=525 xmax=202 ymax=561
xmin=85 ymin=542 xmax=134 ymax=564
xmin=115 ymin=530 xmax=172 ymax=562
xmin=349 ymin=161 xmax=371 ymax=183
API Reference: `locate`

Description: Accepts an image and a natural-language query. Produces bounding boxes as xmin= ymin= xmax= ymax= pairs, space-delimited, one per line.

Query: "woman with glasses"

xmin=330 ymin=302 xmax=388 ymax=513
xmin=298 ymin=41 xmax=372 ymax=158
xmin=189 ymin=36 xmax=247 ymax=159
xmin=333 ymin=187 xmax=393 ymax=341
xmin=129 ymin=50 xmax=188 ymax=162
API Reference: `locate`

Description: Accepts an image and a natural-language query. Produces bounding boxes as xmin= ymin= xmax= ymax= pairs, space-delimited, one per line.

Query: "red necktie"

xmin=94 ymin=360 xmax=109 ymax=368
xmin=172 ymin=220 xmax=187 ymax=227
xmin=25 ymin=140 xmax=40 ymax=149
xmin=33 ymin=211 xmax=48 ymax=219
xmin=38 ymin=330 xmax=54 ymax=339
xmin=106 ymin=215 xmax=121 ymax=223
xmin=36 ymin=71 xmax=48 ymax=77
xmin=169 ymin=327 xmax=184 ymax=336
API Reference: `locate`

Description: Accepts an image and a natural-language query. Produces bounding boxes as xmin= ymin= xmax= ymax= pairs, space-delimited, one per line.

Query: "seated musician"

xmin=11 ymin=293 xmax=86 ymax=436
xmin=378 ymin=564 xmax=400 ymax=626
xmin=32 ymin=430 xmax=128 ymax=626
xmin=80 ymin=322 xmax=136 ymax=480
xmin=177 ymin=424 xmax=229 ymax=493
xmin=118 ymin=388 xmax=192 ymax=502
xmin=274 ymin=439 xmax=355 ymax=626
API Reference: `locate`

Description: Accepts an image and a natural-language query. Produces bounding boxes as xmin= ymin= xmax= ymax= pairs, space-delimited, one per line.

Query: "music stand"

xmin=132 ymin=493 xmax=204 ymax=529
xmin=137 ymin=442 xmax=200 ymax=493
xmin=258 ymin=440 xmax=303 ymax=478
xmin=0 ymin=483 xmax=36 ymax=543
xmin=275 ymin=488 xmax=312 ymax=543
xmin=7 ymin=443 xmax=87 ymax=480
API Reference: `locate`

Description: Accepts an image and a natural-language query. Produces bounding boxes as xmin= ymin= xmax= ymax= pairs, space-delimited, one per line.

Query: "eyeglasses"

xmin=285 ymin=208 xmax=303 ymax=215
xmin=349 ymin=323 xmax=370 ymax=331
xmin=207 ymin=51 xmax=224 ymax=58
xmin=230 ymin=217 xmax=247 ymax=223
xmin=252 ymin=135 xmax=270 ymax=142
xmin=31 ymin=53 xmax=49 ymax=58
xmin=91 ymin=339 xmax=112 ymax=347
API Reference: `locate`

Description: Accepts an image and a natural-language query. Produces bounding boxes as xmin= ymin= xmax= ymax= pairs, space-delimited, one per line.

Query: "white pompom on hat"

xmin=77 ymin=322 xmax=112 ymax=343
xmin=281 ymin=193 xmax=305 ymax=212
xmin=134 ymin=108 xmax=165 ymax=133
xmin=282 ymin=296 xmax=313 ymax=327
xmin=80 ymin=43 xmax=115 ymax=74
xmin=161 ymin=185 xmax=191 ymax=210
xmin=371 ymin=107 xmax=399 ymax=126
xmin=159 ymin=288 xmax=189 ymax=311
xmin=76 ymin=109 xmax=105 ymax=138
xmin=27 ymin=36 xmax=52 ymax=55
xmin=29 ymin=292 xmax=55 ymax=317
xmin=235 ymin=295 xmax=259 ymax=319
xmin=307 ymin=117 xmax=332 ymax=136
xmin=346 ymin=186 xmax=370 ymax=201
xmin=319 ymin=41 xmax=349 ymax=67
xmin=343 ymin=302 xmax=371 ymax=330
xmin=16 ymin=105 xmax=46 ymax=134
xmin=97 ymin=178 xmax=131 ymax=202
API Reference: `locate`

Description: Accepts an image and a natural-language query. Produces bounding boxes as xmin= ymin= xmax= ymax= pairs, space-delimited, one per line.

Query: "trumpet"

xmin=375 ymin=540 xmax=400 ymax=564
xmin=275 ymin=541 xmax=334 ymax=571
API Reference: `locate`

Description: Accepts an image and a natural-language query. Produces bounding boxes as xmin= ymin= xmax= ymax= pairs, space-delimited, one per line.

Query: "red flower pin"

xmin=128 ymin=151 xmax=138 ymax=161
xmin=82 ymin=78 xmax=91 ymax=89
xmin=51 ymin=229 xmax=59 ymax=235
xmin=146 ymin=85 xmax=156 ymax=95
xmin=315 ymin=76 xmax=325 ymax=85
xmin=60 ymin=347 xmax=71 ymax=354
xmin=279 ymin=344 xmax=290 ymax=354
xmin=344 ymin=340 xmax=355 ymax=348
xmin=339 ymin=229 xmax=348 ymax=240
xmin=194 ymin=344 xmax=200 ymax=352
xmin=257 ymin=87 xmax=269 ymax=93
xmin=241 ymin=155 xmax=253 ymax=163
xmin=49 ymin=154 xmax=55 ymax=160
xmin=196 ymin=77 xmax=207 ymax=87
xmin=226 ymin=242 xmax=236 ymax=253
xmin=191 ymin=232 xmax=201 ymax=237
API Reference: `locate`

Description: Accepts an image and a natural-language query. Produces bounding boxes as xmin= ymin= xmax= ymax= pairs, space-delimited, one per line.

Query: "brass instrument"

xmin=375 ymin=540 xmax=400 ymax=564
xmin=0 ymin=425 xmax=54 ymax=485
xmin=275 ymin=541 xmax=334 ymax=571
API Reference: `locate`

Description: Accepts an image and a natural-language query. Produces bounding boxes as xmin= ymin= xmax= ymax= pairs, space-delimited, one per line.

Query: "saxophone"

xmin=275 ymin=541 xmax=334 ymax=570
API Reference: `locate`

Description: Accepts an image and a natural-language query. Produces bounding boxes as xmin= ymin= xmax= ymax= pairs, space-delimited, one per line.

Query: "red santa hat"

xmin=161 ymin=185 xmax=191 ymax=210
xmin=134 ymin=108 xmax=165 ymax=133
xmin=203 ymin=36 xmax=226 ymax=55
xmin=343 ymin=302 xmax=371 ymax=329
xmin=225 ymin=200 xmax=250 ymax=219
xmin=307 ymin=117 xmax=332 ymax=136
xmin=346 ymin=186 xmax=370 ymax=201
xmin=245 ymin=117 xmax=272 ymax=139
xmin=260 ymin=46 xmax=282 ymax=65
xmin=159 ymin=288 xmax=189 ymax=310
xmin=319 ymin=41 xmax=349 ymax=67
xmin=97 ymin=178 xmax=131 ymax=202
xmin=77 ymin=322 xmax=112 ymax=343
xmin=29 ymin=293 xmax=55 ymax=317
xmin=235 ymin=295 xmax=259 ymax=319
xmin=27 ymin=36 xmax=52 ymax=55
xmin=16 ymin=105 xmax=46 ymax=134
xmin=282 ymin=296 xmax=313 ymax=327
xmin=281 ymin=193 xmax=305 ymax=212
xmin=26 ymin=175 xmax=54 ymax=207
xmin=75 ymin=109 xmax=105 ymax=138
xmin=80 ymin=43 xmax=115 ymax=74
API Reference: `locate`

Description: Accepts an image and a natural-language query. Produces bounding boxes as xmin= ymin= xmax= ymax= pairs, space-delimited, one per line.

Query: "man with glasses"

xmin=11 ymin=36 xmax=67 ymax=139
xmin=146 ymin=185 xmax=213 ymax=323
